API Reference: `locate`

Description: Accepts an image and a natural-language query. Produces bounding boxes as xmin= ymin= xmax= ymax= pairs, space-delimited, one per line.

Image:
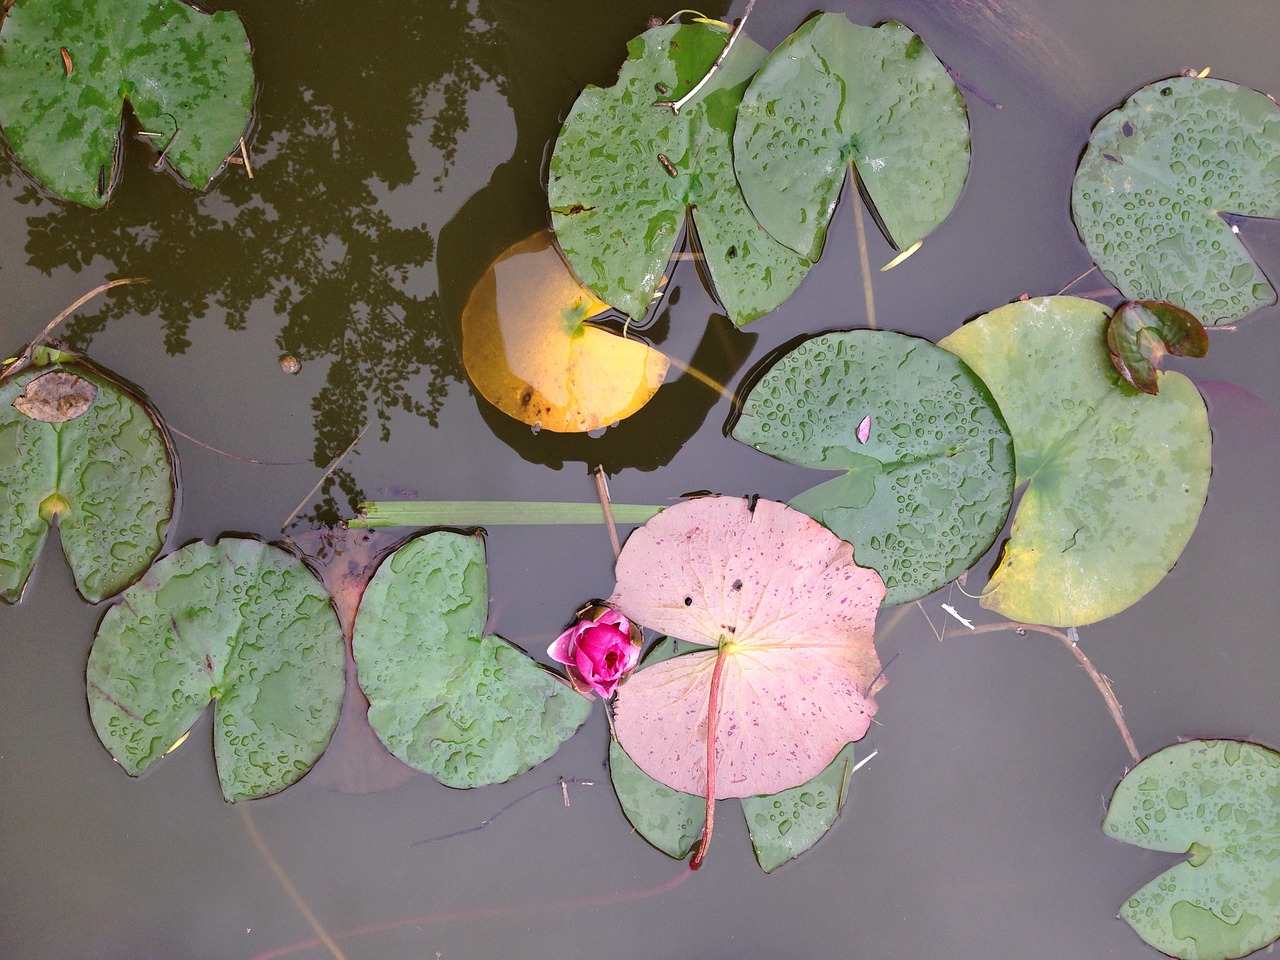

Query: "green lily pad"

xmin=940 ymin=296 xmax=1211 ymax=626
xmin=731 ymin=330 xmax=1014 ymax=606
xmin=740 ymin=743 xmax=856 ymax=873
xmin=547 ymin=22 xmax=809 ymax=325
xmin=352 ymin=530 xmax=591 ymax=788
xmin=734 ymin=15 xmax=970 ymax=261
xmin=0 ymin=0 xmax=254 ymax=207
xmin=1108 ymin=300 xmax=1208 ymax=395
xmin=1104 ymin=739 xmax=1280 ymax=960
xmin=609 ymin=734 xmax=705 ymax=859
xmin=87 ymin=537 xmax=346 ymax=802
xmin=1071 ymin=77 xmax=1280 ymax=325
xmin=0 ymin=349 xmax=175 ymax=604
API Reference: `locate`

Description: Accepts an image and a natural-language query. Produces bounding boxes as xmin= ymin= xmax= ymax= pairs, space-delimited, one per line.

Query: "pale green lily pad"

xmin=548 ymin=22 xmax=809 ymax=325
xmin=352 ymin=530 xmax=591 ymax=788
xmin=87 ymin=538 xmax=346 ymax=802
xmin=609 ymin=639 xmax=862 ymax=871
xmin=0 ymin=0 xmax=254 ymax=207
xmin=0 ymin=350 xmax=174 ymax=604
xmin=734 ymin=15 xmax=970 ymax=261
xmin=1071 ymin=77 xmax=1280 ymax=325
xmin=940 ymin=296 xmax=1211 ymax=626
xmin=609 ymin=735 xmax=704 ymax=859
xmin=731 ymin=330 xmax=1014 ymax=606
xmin=741 ymin=743 xmax=856 ymax=873
xmin=1105 ymin=739 xmax=1280 ymax=960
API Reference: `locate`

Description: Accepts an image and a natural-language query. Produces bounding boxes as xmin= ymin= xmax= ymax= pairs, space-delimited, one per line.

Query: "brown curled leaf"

xmin=1107 ymin=300 xmax=1208 ymax=395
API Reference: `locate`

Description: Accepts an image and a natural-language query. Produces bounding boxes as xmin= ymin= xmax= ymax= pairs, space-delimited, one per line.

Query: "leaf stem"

xmin=593 ymin=466 xmax=622 ymax=559
xmin=851 ymin=182 xmax=877 ymax=330
xmin=653 ymin=0 xmax=756 ymax=115
xmin=240 ymin=805 xmax=348 ymax=960
xmin=280 ymin=425 xmax=368 ymax=531
xmin=690 ymin=645 xmax=729 ymax=869
xmin=165 ymin=421 xmax=309 ymax=465
xmin=963 ymin=621 xmax=1141 ymax=765
xmin=1056 ymin=264 xmax=1099 ymax=296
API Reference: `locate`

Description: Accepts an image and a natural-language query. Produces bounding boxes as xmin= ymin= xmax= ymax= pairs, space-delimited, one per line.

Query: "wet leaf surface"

xmin=87 ymin=537 xmax=346 ymax=801
xmin=461 ymin=231 xmax=670 ymax=433
xmin=0 ymin=352 xmax=174 ymax=604
xmin=734 ymin=15 xmax=970 ymax=261
xmin=732 ymin=330 xmax=1014 ymax=605
xmin=0 ymin=0 xmax=254 ymax=207
xmin=1107 ymin=300 xmax=1208 ymax=395
xmin=940 ymin=296 xmax=1211 ymax=626
xmin=1105 ymin=739 xmax=1280 ymax=960
xmin=548 ymin=22 xmax=810 ymax=324
xmin=353 ymin=530 xmax=591 ymax=788
xmin=610 ymin=496 xmax=884 ymax=799
xmin=740 ymin=742 xmax=854 ymax=873
xmin=1072 ymin=77 xmax=1280 ymax=324
xmin=609 ymin=731 xmax=704 ymax=860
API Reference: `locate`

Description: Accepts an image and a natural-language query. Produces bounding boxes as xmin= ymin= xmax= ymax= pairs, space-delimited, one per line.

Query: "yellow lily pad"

xmin=462 ymin=231 xmax=670 ymax=433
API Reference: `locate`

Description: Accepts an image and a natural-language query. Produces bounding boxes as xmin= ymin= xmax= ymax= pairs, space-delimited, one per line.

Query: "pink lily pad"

xmin=609 ymin=496 xmax=885 ymax=801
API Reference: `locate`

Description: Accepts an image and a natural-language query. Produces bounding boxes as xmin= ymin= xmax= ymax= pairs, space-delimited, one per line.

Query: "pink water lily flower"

xmin=548 ymin=607 xmax=641 ymax=699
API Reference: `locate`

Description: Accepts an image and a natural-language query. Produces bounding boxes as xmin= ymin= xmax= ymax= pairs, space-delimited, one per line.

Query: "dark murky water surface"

xmin=2 ymin=1 xmax=1279 ymax=957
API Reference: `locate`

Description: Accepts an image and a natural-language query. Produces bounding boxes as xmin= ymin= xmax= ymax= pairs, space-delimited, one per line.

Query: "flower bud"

xmin=548 ymin=606 xmax=641 ymax=699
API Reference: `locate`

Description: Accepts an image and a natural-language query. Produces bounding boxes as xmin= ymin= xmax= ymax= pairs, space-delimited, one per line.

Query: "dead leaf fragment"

xmin=13 ymin=370 xmax=97 ymax=422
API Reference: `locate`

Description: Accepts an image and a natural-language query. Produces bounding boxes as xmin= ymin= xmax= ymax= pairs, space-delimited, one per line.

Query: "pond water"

xmin=2 ymin=1 xmax=1279 ymax=958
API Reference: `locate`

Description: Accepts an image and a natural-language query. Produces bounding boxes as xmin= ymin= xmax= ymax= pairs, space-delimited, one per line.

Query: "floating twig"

xmin=837 ymin=749 xmax=878 ymax=812
xmin=945 ymin=65 xmax=1002 ymax=110
xmin=153 ymin=117 xmax=180 ymax=170
xmin=411 ymin=777 xmax=595 ymax=846
xmin=239 ymin=136 xmax=254 ymax=179
xmin=940 ymin=603 xmax=975 ymax=630
xmin=593 ymin=466 xmax=622 ymax=559
xmin=241 ymin=806 xmax=348 ymax=960
xmin=1056 ymin=264 xmax=1099 ymax=296
xmin=961 ymin=620 xmax=1141 ymax=765
xmin=165 ymin=422 xmax=308 ymax=466
xmin=661 ymin=354 xmax=733 ymax=400
xmin=1 ymin=277 xmax=148 ymax=383
xmin=653 ymin=0 xmax=756 ymax=115
xmin=280 ymin=425 xmax=368 ymax=531
xmin=249 ymin=862 xmax=692 ymax=960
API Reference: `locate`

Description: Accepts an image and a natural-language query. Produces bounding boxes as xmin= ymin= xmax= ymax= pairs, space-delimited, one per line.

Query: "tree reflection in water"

xmin=5 ymin=0 xmax=747 ymax=523
xmin=10 ymin=0 xmax=507 ymax=523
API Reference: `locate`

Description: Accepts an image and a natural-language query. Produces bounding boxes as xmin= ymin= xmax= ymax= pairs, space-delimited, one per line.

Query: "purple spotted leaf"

xmin=609 ymin=496 xmax=885 ymax=801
